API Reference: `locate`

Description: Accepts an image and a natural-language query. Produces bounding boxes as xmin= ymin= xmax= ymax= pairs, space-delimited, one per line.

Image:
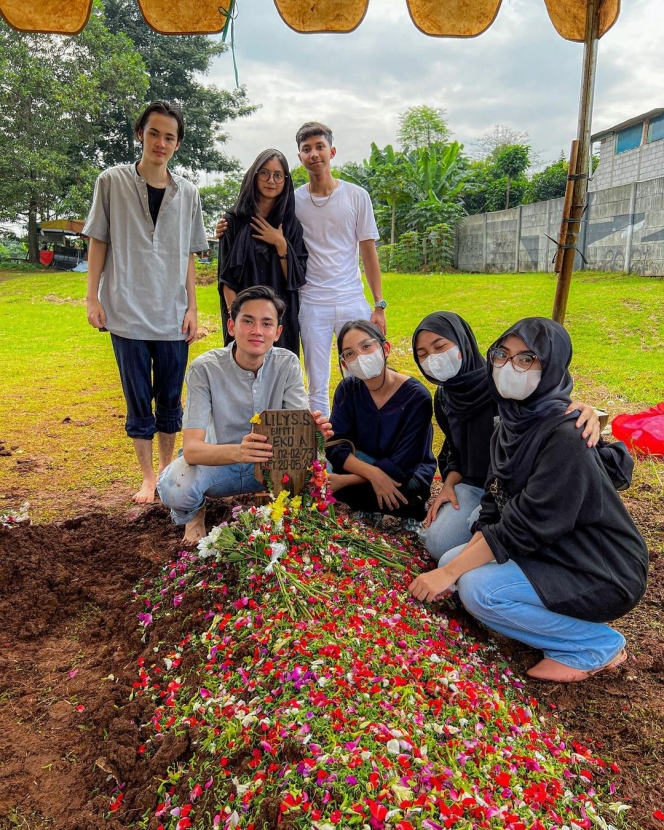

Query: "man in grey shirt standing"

xmin=84 ymin=101 xmax=207 ymax=504
xmin=158 ymin=285 xmax=332 ymax=543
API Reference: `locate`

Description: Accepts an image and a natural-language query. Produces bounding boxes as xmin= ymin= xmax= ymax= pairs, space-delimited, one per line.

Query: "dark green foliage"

xmin=0 ymin=4 xmax=148 ymax=261
xmin=377 ymin=223 xmax=454 ymax=273
xmin=199 ymin=173 xmax=244 ymax=234
xmin=339 ymin=142 xmax=469 ymax=244
xmin=524 ymin=156 xmax=568 ymax=204
xmin=462 ymin=145 xmax=531 ymax=214
xmin=103 ymin=0 xmax=256 ymax=174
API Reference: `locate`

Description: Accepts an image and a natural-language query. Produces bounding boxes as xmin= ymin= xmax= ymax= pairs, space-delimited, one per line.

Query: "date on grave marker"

xmin=253 ymin=410 xmax=317 ymax=496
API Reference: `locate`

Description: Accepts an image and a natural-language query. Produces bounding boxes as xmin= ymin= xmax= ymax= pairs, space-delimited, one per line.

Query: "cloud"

xmin=206 ymin=0 xmax=664 ymax=171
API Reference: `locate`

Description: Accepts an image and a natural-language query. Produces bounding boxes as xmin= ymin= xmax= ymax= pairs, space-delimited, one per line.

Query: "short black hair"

xmin=230 ymin=285 xmax=286 ymax=324
xmin=296 ymin=122 xmax=334 ymax=150
xmin=134 ymin=101 xmax=185 ymax=143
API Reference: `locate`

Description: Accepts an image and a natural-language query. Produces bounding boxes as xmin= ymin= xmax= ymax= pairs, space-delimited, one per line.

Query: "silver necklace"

xmin=308 ymin=180 xmax=337 ymax=207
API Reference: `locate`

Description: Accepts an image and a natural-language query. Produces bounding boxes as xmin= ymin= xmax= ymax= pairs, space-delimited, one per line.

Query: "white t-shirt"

xmin=294 ymin=180 xmax=379 ymax=305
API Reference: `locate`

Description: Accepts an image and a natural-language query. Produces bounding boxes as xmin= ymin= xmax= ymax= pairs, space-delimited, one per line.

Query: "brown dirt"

xmin=0 ymin=496 xmax=662 ymax=830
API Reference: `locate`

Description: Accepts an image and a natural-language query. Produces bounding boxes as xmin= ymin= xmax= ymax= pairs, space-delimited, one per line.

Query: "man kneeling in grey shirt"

xmin=158 ymin=285 xmax=332 ymax=543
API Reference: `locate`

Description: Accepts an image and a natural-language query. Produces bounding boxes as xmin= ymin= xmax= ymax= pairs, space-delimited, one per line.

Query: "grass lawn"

xmin=0 ymin=267 xmax=663 ymax=521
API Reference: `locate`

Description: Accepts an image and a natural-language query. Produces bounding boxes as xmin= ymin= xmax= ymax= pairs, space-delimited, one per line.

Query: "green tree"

xmin=0 ymin=5 xmax=148 ymax=262
xmin=103 ymin=0 xmax=257 ymax=174
xmin=401 ymin=143 xmax=468 ymax=232
xmin=524 ymin=155 xmax=568 ymax=204
xmin=493 ymin=144 xmax=531 ymax=209
xmin=398 ymin=105 xmax=451 ymax=153
xmin=345 ymin=144 xmax=410 ymax=244
xmin=199 ymin=172 xmax=244 ymax=234
xmin=289 ymin=165 xmax=310 ymax=190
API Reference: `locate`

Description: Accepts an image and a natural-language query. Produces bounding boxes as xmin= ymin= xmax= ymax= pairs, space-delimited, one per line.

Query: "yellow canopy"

xmin=40 ymin=219 xmax=86 ymax=234
xmin=2 ymin=0 xmax=619 ymax=41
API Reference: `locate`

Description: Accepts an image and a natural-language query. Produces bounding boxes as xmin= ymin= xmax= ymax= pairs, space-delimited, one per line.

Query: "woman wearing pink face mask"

xmin=326 ymin=320 xmax=436 ymax=528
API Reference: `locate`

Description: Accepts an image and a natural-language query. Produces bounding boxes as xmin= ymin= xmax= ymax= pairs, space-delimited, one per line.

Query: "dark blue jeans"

xmin=111 ymin=334 xmax=188 ymax=440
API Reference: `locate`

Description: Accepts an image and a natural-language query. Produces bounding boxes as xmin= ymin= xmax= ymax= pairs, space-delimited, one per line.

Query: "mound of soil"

xmin=0 ymin=498 xmax=662 ymax=829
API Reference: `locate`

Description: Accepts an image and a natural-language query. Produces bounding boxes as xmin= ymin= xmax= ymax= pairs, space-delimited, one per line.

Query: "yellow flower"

xmin=249 ymin=413 xmax=262 ymax=425
xmin=269 ymin=489 xmax=289 ymax=524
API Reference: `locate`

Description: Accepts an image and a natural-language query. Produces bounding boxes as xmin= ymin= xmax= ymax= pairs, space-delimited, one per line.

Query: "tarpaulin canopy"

xmin=1 ymin=0 xmax=623 ymax=324
xmin=39 ymin=219 xmax=86 ymax=234
xmin=1 ymin=0 xmax=619 ymax=40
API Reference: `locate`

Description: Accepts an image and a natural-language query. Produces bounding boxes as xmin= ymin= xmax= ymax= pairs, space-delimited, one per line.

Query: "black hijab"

xmin=489 ymin=316 xmax=634 ymax=492
xmin=489 ymin=317 xmax=578 ymax=491
xmin=221 ymin=149 xmax=300 ymax=280
xmin=412 ymin=312 xmax=495 ymax=479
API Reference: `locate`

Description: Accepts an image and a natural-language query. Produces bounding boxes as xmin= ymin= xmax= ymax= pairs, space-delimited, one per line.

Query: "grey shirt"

xmin=83 ymin=163 xmax=208 ymax=341
xmin=183 ymin=344 xmax=309 ymax=444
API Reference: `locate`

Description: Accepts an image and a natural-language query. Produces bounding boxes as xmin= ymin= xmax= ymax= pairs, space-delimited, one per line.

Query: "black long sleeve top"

xmin=474 ymin=419 xmax=648 ymax=623
xmin=327 ymin=376 xmax=437 ymax=493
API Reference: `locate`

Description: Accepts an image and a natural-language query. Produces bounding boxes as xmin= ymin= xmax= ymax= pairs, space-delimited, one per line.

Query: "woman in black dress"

xmin=409 ymin=318 xmax=647 ymax=682
xmin=218 ymin=149 xmax=307 ymax=355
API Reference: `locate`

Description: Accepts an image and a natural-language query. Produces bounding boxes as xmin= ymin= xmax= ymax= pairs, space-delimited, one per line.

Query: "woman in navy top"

xmin=326 ymin=320 xmax=436 ymax=523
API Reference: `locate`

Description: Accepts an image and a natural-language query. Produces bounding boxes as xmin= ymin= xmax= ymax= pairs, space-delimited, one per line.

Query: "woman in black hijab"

xmin=218 ymin=149 xmax=307 ymax=355
xmin=409 ymin=317 xmax=648 ymax=683
xmin=412 ymin=312 xmax=598 ymax=563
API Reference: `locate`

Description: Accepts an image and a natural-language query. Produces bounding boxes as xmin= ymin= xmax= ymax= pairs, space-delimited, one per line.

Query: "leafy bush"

xmin=378 ymin=223 xmax=453 ymax=273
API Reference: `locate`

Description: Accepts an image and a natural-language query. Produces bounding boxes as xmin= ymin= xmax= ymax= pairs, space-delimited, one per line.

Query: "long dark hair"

xmin=231 ymin=149 xmax=291 ymax=226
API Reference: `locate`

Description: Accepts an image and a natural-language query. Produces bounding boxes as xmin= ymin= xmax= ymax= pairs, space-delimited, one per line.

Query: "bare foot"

xmin=132 ymin=477 xmax=157 ymax=504
xmin=183 ymin=506 xmax=206 ymax=545
xmin=328 ymin=473 xmax=346 ymax=493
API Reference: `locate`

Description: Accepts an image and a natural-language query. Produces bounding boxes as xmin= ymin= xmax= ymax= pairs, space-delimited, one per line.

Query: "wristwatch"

xmin=374 ymin=299 xmax=387 ymax=310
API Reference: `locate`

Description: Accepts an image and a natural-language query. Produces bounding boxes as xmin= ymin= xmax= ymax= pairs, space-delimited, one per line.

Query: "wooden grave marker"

xmin=253 ymin=409 xmax=317 ymax=496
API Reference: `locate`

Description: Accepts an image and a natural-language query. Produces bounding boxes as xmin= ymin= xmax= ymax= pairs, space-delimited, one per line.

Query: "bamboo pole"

xmin=552 ymin=0 xmax=601 ymax=324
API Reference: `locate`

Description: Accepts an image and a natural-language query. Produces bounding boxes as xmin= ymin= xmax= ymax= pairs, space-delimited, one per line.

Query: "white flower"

xmin=386 ymin=738 xmax=401 ymax=755
xmin=264 ymin=542 xmax=287 ymax=574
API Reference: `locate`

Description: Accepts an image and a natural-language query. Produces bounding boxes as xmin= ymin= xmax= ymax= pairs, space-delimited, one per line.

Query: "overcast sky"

xmin=204 ymin=0 xmax=664 ymax=177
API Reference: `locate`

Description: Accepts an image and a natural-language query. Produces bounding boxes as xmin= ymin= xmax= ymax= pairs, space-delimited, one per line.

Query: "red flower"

xmin=653 ymin=811 xmax=664 ymax=822
xmin=368 ymin=800 xmax=388 ymax=821
xmin=109 ymin=793 xmax=124 ymax=812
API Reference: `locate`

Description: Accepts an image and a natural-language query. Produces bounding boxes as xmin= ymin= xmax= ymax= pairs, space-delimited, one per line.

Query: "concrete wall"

xmin=455 ymin=177 xmax=664 ymax=276
xmin=591 ymin=135 xmax=664 ymax=192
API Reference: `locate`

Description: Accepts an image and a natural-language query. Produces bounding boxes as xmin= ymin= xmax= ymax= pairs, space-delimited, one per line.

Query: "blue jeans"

xmin=422 ymin=483 xmax=484 ymax=562
xmin=111 ymin=334 xmax=188 ymax=440
xmin=157 ymin=454 xmax=262 ymax=525
xmin=439 ymin=545 xmax=626 ymax=671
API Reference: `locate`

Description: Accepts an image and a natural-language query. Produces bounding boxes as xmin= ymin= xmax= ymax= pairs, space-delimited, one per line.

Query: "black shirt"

xmin=146 ymin=183 xmax=166 ymax=226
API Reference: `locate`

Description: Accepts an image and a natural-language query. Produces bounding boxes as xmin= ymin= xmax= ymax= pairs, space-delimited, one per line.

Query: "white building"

xmin=590 ymin=108 xmax=664 ymax=191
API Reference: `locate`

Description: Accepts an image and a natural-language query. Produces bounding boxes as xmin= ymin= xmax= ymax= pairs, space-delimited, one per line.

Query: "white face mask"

xmin=421 ymin=347 xmax=462 ymax=383
xmin=493 ymin=362 xmax=542 ymax=400
xmin=345 ymin=348 xmax=385 ymax=381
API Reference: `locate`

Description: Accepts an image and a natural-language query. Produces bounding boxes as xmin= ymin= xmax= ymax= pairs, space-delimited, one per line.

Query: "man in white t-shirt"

xmin=216 ymin=122 xmax=386 ymax=416
xmin=294 ymin=122 xmax=386 ymax=416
